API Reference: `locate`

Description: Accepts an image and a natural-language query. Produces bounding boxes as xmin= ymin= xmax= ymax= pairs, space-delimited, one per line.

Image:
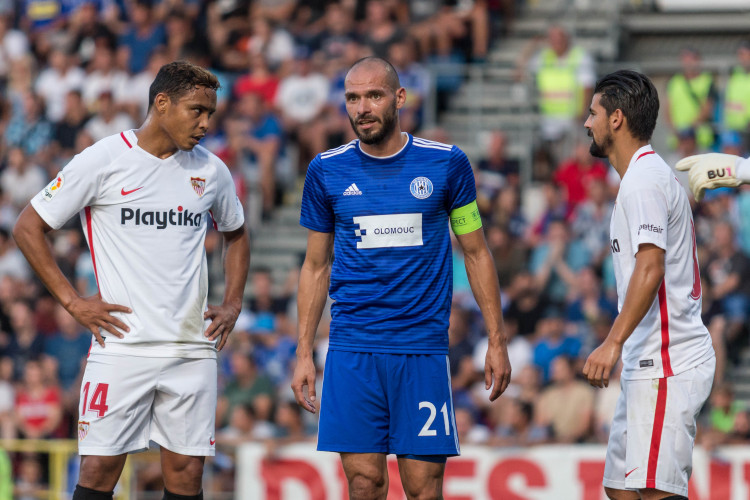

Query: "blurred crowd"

xmin=0 ymin=0 xmax=750 ymax=495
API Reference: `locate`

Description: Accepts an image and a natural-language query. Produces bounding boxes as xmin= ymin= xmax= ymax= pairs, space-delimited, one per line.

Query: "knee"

xmin=348 ymin=471 xmax=387 ymax=500
xmin=404 ymin=486 xmax=442 ymax=500
xmin=79 ymin=456 xmax=126 ymax=491
xmin=164 ymin=457 xmax=204 ymax=491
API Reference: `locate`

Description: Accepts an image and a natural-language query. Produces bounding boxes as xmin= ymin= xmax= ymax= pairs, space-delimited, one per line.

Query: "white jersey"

xmin=31 ymin=130 xmax=244 ymax=359
xmin=610 ymin=145 xmax=713 ymax=380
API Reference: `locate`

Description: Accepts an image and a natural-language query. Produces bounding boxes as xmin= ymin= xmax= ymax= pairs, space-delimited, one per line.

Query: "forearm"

xmin=221 ymin=227 xmax=250 ymax=311
xmin=607 ymin=259 xmax=663 ymax=346
xmin=464 ymin=246 xmax=507 ymax=343
xmin=296 ymin=260 xmax=330 ymax=356
xmin=13 ymin=207 xmax=79 ymax=308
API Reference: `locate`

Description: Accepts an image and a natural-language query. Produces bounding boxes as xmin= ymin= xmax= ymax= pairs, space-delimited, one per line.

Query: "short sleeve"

xmin=210 ymin=161 xmax=245 ymax=232
xmin=447 ymin=147 xmax=478 ymax=212
xmin=619 ymin=188 xmax=669 ymax=256
xmin=30 ymin=148 xmax=102 ymax=229
xmin=300 ymin=156 xmax=333 ymax=232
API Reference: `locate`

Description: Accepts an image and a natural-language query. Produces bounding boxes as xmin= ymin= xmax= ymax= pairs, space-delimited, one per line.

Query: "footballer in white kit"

xmin=30 ymin=129 xmax=245 ymax=455
xmin=583 ymin=71 xmax=714 ymax=499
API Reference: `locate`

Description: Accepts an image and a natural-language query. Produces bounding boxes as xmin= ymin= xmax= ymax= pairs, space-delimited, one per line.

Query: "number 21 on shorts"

xmin=81 ymin=381 xmax=110 ymax=417
xmin=418 ymin=401 xmax=450 ymax=436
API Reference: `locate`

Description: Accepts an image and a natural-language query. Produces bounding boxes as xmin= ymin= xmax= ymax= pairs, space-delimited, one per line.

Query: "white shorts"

xmin=603 ymin=357 xmax=715 ymax=496
xmin=77 ymin=354 xmax=217 ymax=457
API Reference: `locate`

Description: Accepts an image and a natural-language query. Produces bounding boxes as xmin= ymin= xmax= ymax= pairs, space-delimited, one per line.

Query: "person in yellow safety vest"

xmin=666 ymin=47 xmax=718 ymax=150
xmin=524 ymin=25 xmax=596 ymax=143
xmin=723 ymin=41 xmax=750 ymax=149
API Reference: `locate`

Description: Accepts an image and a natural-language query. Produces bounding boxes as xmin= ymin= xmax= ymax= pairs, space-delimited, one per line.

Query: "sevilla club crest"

xmin=78 ymin=420 xmax=90 ymax=440
xmin=191 ymin=177 xmax=206 ymax=197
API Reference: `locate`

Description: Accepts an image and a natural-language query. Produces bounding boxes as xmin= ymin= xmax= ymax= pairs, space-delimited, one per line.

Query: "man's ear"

xmin=153 ymin=93 xmax=169 ymax=114
xmin=609 ymin=108 xmax=624 ymax=131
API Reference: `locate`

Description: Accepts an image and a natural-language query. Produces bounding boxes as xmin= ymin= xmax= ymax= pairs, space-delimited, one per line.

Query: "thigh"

xmin=78 ymin=354 xmax=157 ymax=456
xmin=387 ymin=354 xmax=459 ymax=457
xmin=150 ymin=357 xmax=218 ymax=457
xmin=318 ymin=351 xmax=390 ymax=453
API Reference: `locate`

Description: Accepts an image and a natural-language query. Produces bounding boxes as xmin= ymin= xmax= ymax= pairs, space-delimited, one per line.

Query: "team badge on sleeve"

xmin=78 ymin=420 xmax=90 ymax=440
xmin=42 ymin=173 xmax=65 ymax=201
xmin=410 ymin=177 xmax=433 ymax=199
xmin=190 ymin=177 xmax=206 ymax=197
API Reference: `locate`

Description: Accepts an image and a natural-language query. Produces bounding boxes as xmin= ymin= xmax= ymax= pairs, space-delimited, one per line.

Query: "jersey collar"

xmin=628 ymin=144 xmax=654 ymax=170
xmin=355 ymin=132 xmax=412 ymax=161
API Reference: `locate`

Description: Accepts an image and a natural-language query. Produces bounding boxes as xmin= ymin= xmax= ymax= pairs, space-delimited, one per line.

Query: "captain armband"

xmin=450 ymin=200 xmax=482 ymax=235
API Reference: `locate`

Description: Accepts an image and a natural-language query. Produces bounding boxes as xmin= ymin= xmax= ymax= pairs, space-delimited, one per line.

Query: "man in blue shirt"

xmin=292 ymin=57 xmax=511 ymax=499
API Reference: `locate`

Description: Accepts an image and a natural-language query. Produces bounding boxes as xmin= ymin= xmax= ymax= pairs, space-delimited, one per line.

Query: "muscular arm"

xmin=456 ymin=228 xmax=511 ymax=401
xmin=291 ymin=230 xmax=333 ymax=413
xmin=204 ymin=225 xmax=250 ymax=351
xmin=583 ymin=243 xmax=665 ymax=387
xmin=13 ymin=205 xmax=130 ymax=344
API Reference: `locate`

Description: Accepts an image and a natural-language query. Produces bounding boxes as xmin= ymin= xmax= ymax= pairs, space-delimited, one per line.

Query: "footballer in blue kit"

xmin=292 ymin=57 xmax=511 ymax=499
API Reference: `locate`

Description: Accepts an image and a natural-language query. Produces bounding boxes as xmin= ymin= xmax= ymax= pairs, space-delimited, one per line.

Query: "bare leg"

xmin=397 ymin=457 xmax=445 ymax=500
xmin=604 ymin=487 xmax=640 ymax=500
xmin=160 ymin=447 xmax=205 ymax=496
xmin=340 ymin=453 xmax=388 ymax=500
xmin=640 ymin=489 xmax=686 ymax=500
xmin=78 ymin=454 xmax=128 ymax=491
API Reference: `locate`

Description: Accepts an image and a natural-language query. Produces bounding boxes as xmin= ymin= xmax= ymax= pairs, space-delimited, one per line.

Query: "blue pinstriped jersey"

xmin=300 ymin=133 xmax=477 ymax=354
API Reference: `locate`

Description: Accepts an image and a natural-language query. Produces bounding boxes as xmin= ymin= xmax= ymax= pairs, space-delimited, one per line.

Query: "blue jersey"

xmin=300 ymin=134 xmax=477 ymax=354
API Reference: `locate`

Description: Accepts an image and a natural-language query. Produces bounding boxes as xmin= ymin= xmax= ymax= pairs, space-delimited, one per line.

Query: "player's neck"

xmin=135 ymin=118 xmax=179 ymax=160
xmin=359 ymin=129 xmax=407 ymax=157
xmin=610 ymin=139 xmax=650 ymax=179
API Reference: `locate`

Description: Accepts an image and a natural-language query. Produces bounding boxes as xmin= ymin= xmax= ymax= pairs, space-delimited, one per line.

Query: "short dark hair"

xmin=594 ymin=70 xmax=659 ymax=141
xmin=349 ymin=57 xmax=401 ymax=91
xmin=148 ymin=61 xmax=220 ymax=110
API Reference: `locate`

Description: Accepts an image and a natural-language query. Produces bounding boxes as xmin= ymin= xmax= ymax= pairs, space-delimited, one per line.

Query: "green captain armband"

xmin=450 ymin=200 xmax=482 ymax=235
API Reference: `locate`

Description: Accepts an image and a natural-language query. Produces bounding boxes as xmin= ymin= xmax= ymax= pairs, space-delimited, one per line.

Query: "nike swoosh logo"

xmin=121 ymin=187 xmax=144 ymax=196
xmin=210 ymin=438 xmax=216 ymax=445
xmin=625 ymin=467 xmax=638 ymax=478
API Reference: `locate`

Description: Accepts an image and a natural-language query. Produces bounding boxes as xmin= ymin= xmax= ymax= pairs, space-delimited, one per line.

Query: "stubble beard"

xmin=589 ymin=130 xmax=612 ymax=159
xmin=349 ymin=102 xmax=398 ymax=145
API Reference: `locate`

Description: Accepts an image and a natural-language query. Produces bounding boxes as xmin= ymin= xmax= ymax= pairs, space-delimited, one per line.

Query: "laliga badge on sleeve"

xmin=42 ymin=173 xmax=64 ymax=201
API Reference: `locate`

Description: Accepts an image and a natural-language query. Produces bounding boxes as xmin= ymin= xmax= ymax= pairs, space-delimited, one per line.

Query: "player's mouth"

xmin=358 ymin=119 xmax=378 ymax=130
xmin=190 ymin=135 xmax=205 ymax=144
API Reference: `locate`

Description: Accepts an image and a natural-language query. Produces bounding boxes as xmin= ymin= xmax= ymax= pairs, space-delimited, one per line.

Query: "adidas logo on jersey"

xmin=343 ymin=183 xmax=362 ymax=196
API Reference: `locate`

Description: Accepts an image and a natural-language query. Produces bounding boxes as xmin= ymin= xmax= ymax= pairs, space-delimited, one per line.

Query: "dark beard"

xmin=589 ymin=132 xmax=612 ymax=159
xmin=349 ymin=102 xmax=398 ymax=145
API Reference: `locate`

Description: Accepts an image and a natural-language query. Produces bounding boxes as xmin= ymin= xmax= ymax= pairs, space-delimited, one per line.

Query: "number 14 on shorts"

xmin=419 ymin=401 xmax=450 ymax=436
xmin=81 ymin=381 xmax=110 ymax=417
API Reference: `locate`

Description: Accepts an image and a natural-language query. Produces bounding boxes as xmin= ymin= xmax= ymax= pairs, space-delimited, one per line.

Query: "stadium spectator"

xmin=724 ymin=40 xmax=750 ymax=152
xmin=42 ymin=304 xmax=89 ymax=390
xmin=553 ymin=139 xmax=608 ymax=210
xmin=0 ymin=356 xmax=13 ymax=439
xmin=13 ymin=359 xmax=63 ymax=439
xmin=565 ymin=266 xmax=616 ymax=341
xmin=51 ymin=90 xmax=90 ymax=160
xmin=13 ymin=453 xmax=46 ymax=500
xmin=531 ymin=306 xmax=582 ymax=383
xmin=123 ymin=47 xmax=170 ymax=123
xmin=34 ymin=48 xmax=86 ymax=123
xmin=217 ymin=350 xmax=275 ymax=428
xmin=80 ymin=44 xmax=129 ymax=110
xmin=83 ymin=90 xmax=135 ymax=142
xmin=485 ymin=224 xmax=526 ymax=288
xmin=359 ymin=0 xmax=404 ymax=59
xmin=0 ymin=228 xmax=31 ymax=281
xmin=665 ymin=47 xmax=718 ymax=151
xmin=493 ymin=398 xmax=546 ymax=447
xmin=4 ymin=90 xmax=53 ymax=160
xmin=5 ymin=301 xmax=44 ymax=380
xmin=534 ymin=355 xmax=594 ymax=443
xmin=0 ymin=14 xmax=30 ymax=87
xmin=504 ymin=271 xmax=548 ymax=338
xmin=217 ymin=403 xmax=275 ymax=445
xmin=274 ymin=47 xmax=329 ymax=168
xmin=0 ymin=147 xmax=47 ymax=212
xmin=489 ymin=186 xmax=526 ymax=239
xmin=529 ymin=218 xmax=590 ymax=304
xmin=454 ymin=406 xmax=491 ymax=444
xmin=703 ymin=221 xmax=750 ymax=358
xmin=570 ymin=178 xmax=613 ymax=268
xmin=387 ymin=37 xmax=430 ymax=133
xmin=517 ymin=24 xmax=596 ymax=174
xmin=233 ymin=52 xmax=280 ymax=107
xmin=117 ymin=0 xmax=166 ymax=74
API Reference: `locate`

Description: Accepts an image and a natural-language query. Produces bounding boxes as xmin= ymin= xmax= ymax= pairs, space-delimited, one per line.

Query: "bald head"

xmin=347 ymin=57 xmax=401 ymax=92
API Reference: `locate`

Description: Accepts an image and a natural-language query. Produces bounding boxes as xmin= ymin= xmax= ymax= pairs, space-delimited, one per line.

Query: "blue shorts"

xmin=317 ymin=350 xmax=460 ymax=457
